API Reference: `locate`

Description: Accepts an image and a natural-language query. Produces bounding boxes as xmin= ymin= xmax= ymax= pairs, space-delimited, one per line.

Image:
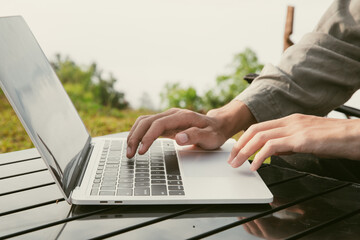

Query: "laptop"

xmin=0 ymin=16 xmax=273 ymax=205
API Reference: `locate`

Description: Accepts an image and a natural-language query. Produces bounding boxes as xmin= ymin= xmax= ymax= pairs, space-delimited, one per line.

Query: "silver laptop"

xmin=0 ymin=16 xmax=273 ymax=205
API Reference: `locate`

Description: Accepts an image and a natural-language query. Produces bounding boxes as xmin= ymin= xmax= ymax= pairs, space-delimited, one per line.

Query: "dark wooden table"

xmin=1 ymin=134 xmax=360 ymax=239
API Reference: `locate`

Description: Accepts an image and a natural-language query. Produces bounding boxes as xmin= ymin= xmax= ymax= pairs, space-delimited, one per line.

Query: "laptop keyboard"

xmin=90 ymin=139 xmax=185 ymax=197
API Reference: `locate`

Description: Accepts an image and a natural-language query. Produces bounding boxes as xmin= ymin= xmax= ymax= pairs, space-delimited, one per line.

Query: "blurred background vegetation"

xmin=0 ymin=48 xmax=262 ymax=153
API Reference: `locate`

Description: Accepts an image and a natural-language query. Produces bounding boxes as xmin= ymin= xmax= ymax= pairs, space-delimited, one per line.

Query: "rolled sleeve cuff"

xmin=235 ymin=83 xmax=284 ymax=123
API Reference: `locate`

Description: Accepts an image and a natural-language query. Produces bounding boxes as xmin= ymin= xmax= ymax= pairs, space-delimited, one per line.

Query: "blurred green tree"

xmin=160 ymin=83 xmax=203 ymax=112
xmin=51 ymin=54 xmax=128 ymax=112
xmin=161 ymin=48 xmax=263 ymax=112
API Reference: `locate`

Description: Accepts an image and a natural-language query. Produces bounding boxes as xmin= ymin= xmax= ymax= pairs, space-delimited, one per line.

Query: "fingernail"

xmin=250 ymin=164 xmax=255 ymax=171
xmin=138 ymin=143 xmax=144 ymax=154
xmin=230 ymin=157 xmax=238 ymax=168
xmin=177 ymin=133 xmax=188 ymax=144
xmin=127 ymin=146 xmax=131 ymax=156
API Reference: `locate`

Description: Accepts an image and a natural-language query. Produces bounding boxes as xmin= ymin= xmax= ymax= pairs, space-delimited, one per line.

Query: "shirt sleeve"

xmin=235 ymin=0 xmax=360 ymax=122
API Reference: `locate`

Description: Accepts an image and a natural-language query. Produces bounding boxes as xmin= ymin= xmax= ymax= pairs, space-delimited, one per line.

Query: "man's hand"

xmin=228 ymin=113 xmax=360 ymax=171
xmin=126 ymin=100 xmax=257 ymax=158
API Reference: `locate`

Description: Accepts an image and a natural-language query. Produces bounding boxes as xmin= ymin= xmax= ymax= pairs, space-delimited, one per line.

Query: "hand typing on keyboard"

xmin=126 ymin=101 xmax=256 ymax=158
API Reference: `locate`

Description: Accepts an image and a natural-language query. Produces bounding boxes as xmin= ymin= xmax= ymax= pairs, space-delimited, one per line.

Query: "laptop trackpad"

xmin=179 ymin=151 xmax=246 ymax=177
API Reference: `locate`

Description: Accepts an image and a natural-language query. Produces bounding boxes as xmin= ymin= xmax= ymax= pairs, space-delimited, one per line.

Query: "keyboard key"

xmin=94 ymin=179 xmax=101 ymax=183
xmin=135 ymin=173 xmax=150 ymax=178
xmin=107 ymin=161 xmax=120 ymax=164
xmin=150 ymin=159 xmax=163 ymax=163
xmin=168 ymin=180 xmax=183 ymax=185
xmin=121 ymin=170 xmax=134 ymax=174
xmin=110 ymin=147 xmax=122 ymax=151
xmin=151 ymin=185 xmax=168 ymax=196
xmin=135 ymin=182 xmax=150 ymax=187
xmin=136 ymin=169 xmax=149 ymax=173
xmin=167 ymin=175 xmax=182 ymax=180
xmin=95 ymin=174 xmax=102 ymax=179
xmin=136 ymin=160 xmax=149 ymax=164
xmin=99 ymin=191 xmax=115 ymax=196
xmin=151 ymin=167 xmax=164 ymax=171
xmin=135 ymin=178 xmax=150 ymax=182
xmin=121 ymin=161 xmax=134 ymax=166
xmin=101 ymin=182 xmax=116 ymax=186
xmin=119 ymin=174 xmax=134 ymax=179
xmin=103 ymin=172 xmax=117 ymax=176
xmin=105 ymin=164 xmax=119 ymax=168
xmin=121 ymin=165 xmax=134 ymax=170
xmin=134 ymin=188 xmax=150 ymax=196
xmin=151 ymin=163 xmax=164 ymax=167
xmin=104 ymin=168 xmax=118 ymax=172
xmin=136 ymin=164 xmax=149 ymax=168
xmin=151 ymin=175 xmax=165 ymax=180
xmin=151 ymin=180 xmax=166 ymax=184
xmin=151 ymin=171 xmax=165 ymax=175
xmin=100 ymin=186 xmax=116 ymax=191
xmin=168 ymin=185 xmax=184 ymax=190
xmin=118 ymin=183 xmax=133 ymax=188
xmin=169 ymin=190 xmax=185 ymax=195
xmin=164 ymin=154 xmax=180 ymax=175
xmin=117 ymin=189 xmax=133 ymax=196
xmin=119 ymin=178 xmax=133 ymax=183
xmin=103 ymin=177 xmax=117 ymax=181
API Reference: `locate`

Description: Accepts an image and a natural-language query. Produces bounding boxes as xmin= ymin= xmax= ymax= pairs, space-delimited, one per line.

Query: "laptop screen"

xmin=0 ymin=16 xmax=91 ymax=200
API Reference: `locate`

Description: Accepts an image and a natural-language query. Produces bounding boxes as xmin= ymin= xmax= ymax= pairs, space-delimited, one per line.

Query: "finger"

xmin=234 ymin=118 xmax=287 ymax=152
xmin=127 ymin=108 xmax=179 ymax=144
xmin=175 ymin=127 xmax=220 ymax=149
xmin=127 ymin=108 xmax=180 ymax=157
xmin=127 ymin=115 xmax=150 ymax=143
xmin=229 ymin=127 xmax=287 ymax=168
xmin=138 ymin=110 xmax=208 ymax=154
xmin=127 ymin=115 xmax=150 ymax=156
xmin=250 ymin=137 xmax=294 ymax=171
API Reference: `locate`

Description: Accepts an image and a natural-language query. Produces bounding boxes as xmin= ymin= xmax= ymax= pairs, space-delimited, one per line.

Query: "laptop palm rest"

xmin=179 ymin=151 xmax=245 ymax=177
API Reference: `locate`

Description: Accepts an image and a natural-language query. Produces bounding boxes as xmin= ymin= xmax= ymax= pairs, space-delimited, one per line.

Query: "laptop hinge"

xmin=75 ymin=143 xmax=94 ymax=187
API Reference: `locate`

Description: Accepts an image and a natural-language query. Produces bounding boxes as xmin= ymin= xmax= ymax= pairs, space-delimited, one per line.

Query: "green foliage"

xmin=51 ymin=54 xmax=128 ymax=112
xmin=160 ymin=83 xmax=203 ymax=111
xmin=161 ymin=48 xmax=264 ymax=112
xmin=0 ymin=87 xmax=155 ymax=153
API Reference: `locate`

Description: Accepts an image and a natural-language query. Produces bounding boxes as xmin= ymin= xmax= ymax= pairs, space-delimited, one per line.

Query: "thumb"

xmin=175 ymin=127 xmax=208 ymax=146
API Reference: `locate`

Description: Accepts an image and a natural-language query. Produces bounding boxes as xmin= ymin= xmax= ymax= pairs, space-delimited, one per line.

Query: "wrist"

xmin=206 ymin=100 xmax=257 ymax=139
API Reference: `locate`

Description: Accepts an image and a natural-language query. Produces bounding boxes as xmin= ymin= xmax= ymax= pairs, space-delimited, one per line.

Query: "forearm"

xmin=206 ymin=100 xmax=257 ymax=139
xmin=236 ymin=0 xmax=360 ymax=122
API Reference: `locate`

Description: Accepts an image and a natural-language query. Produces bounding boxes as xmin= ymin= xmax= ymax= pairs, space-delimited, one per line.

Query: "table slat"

xmin=0 ymin=148 xmax=40 ymax=165
xmin=302 ymin=211 xmax=360 ymax=239
xmin=208 ymin=184 xmax=360 ymax=240
xmin=0 ymin=201 xmax=70 ymax=238
xmin=0 ymin=170 xmax=53 ymax=195
xmin=0 ymin=158 xmax=46 ymax=179
xmin=0 ymin=185 xmax=63 ymax=213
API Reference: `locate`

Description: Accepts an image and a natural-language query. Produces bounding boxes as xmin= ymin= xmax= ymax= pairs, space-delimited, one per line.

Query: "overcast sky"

xmin=3 ymin=0 xmax=356 ymax=115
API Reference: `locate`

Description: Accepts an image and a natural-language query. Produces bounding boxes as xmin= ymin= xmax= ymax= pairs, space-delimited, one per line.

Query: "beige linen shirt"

xmin=235 ymin=0 xmax=360 ymax=122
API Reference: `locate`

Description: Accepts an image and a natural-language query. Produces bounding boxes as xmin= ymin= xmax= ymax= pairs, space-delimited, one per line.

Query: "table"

xmin=1 ymin=134 xmax=360 ymax=239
